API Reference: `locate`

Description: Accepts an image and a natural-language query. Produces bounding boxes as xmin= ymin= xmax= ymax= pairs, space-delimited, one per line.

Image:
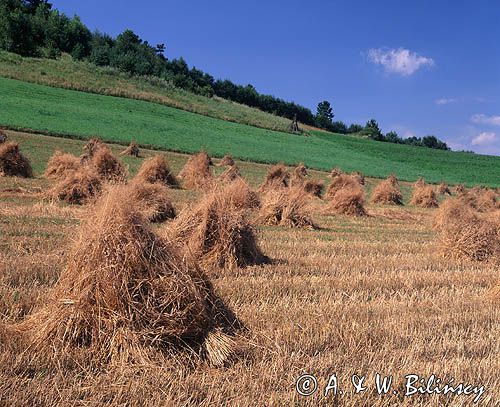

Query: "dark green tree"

xmin=385 ymin=131 xmax=402 ymax=144
xmin=364 ymin=119 xmax=384 ymax=141
xmin=330 ymin=121 xmax=347 ymax=134
xmin=315 ymin=100 xmax=334 ymax=129
xmin=347 ymin=123 xmax=363 ymax=134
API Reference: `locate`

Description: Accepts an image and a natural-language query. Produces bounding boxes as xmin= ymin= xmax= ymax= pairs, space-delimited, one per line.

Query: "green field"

xmin=0 ymin=51 xmax=292 ymax=133
xmin=1 ymin=76 xmax=499 ymax=186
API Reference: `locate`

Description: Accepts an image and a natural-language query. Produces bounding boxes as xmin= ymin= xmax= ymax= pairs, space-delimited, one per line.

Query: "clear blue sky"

xmin=51 ymin=0 xmax=500 ymax=156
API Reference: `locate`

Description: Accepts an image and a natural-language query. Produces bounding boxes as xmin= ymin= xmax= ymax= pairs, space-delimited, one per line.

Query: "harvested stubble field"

xmin=0 ymin=131 xmax=499 ymax=406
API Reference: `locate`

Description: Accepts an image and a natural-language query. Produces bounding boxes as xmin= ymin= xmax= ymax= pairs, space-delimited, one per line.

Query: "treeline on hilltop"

xmin=315 ymin=102 xmax=450 ymax=150
xmin=0 ymin=0 xmax=315 ymax=125
xmin=0 ymin=1 xmax=450 ymax=151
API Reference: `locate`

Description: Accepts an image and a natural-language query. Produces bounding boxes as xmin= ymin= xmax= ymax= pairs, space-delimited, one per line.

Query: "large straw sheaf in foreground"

xmin=258 ymin=188 xmax=317 ymax=229
xmin=324 ymin=185 xmax=367 ymax=217
xmin=434 ymin=198 xmax=499 ymax=262
xmin=164 ymin=181 xmax=267 ymax=271
xmin=371 ymin=176 xmax=403 ymax=205
xmin=259 ymin=163 xmax=290 ymax=192
xmin=134 ymin=155 xmax=179 ymax=188
xmin=16 ymin=185 xmax=241 ymax=368
xmin=178 ymin=151 xmax=214 ymax=190
xmin=0 ymin=142 xmax=33 ymax=178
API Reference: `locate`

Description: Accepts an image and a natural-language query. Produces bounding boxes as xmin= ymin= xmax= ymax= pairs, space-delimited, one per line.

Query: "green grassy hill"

xmin=1 ymin=76 xmax=499 ymax=187
xmin=0 ymin=51 xmax=294 ymax=133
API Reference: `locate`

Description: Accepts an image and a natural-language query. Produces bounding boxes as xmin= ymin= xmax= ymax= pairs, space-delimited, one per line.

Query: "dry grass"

xmin=0 ymin=142 xmax=33 ymax=178
xmin=411 ymin=184 xmax=439 ymax=208
xmin=217 ymin=154 xmax=235 ymax=167
xmin=456 ymin=184 xmax=466 ymax=195
xmin=435 ymin=198 xmax=499 ymax=262
xmin=290 ymin=163 xmax=308 ymax=187
xmin=324 ymin=174 xmax=359 ymax=200
xmin=13 ymin=184 xmax=240 ymax=369
xmin=324 ymin=185 xmax=367 ymax=217
xmin=486 ymin=283 xmax=500 ymax=302
xmin=214 ymin=177 xmax=260 ymax=210
xmin=387 ymin=173 xmax=399 ymax=186
xmin=414 ymin=176 xmax=425 ymax=189
xmin=302 ymin=179 xmax=324 ymax=198
xmin=437 ymin=182 xmax=451 ymax=195
xmin=1 ymin=137 xmax=500 ymax=406
xmin=164 ymin=183 xmax=266 ymax=271
xmin=218 ymin=165 xmax=242 ymax=183
xmin=351 ymin=171 xmax=365 ymax=185
xmin=258 ymin=188 xmax=317 ymax=229
xmin=371 ymin=177 xmax=403 ymax=205
xmin=90 ymin=145 xmax=127 ymax=182
xmin=120 ymin=141 xmax=140 ymax=157
xmin=127 ymin=181 xmax=176 ymax=222
xmin=459 ymin=187 xmax=499 ymax=213
xmin=48 ymin=166 xmax=102 ymax=205
xmin=0 ymin=129 xmax=7 ymax=143
xmin=178 ymin=151 xmax=214 ymax=190
xmin=328 ymin=167 xmax=343 ymax=179
xmin=83 ymin=137 xmax=104 ymax=158
xmin=259 ymin=163 xmax=290 ymax=192
xmin=45 ymin=150 xmax=81 ymax=180
xmin=288 ymin=163 xmax=323 ymax=197
xmin=134 ymin=154 xmax=179 ymax=188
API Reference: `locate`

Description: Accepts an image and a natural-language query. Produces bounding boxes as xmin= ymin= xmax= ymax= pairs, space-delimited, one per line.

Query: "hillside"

xmin=0 ymin=51 xmax=296 ymax=133
xmin=1 ymin=76 xmax=499 ymax=187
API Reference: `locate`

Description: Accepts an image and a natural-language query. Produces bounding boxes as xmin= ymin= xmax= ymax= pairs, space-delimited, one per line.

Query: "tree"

xmin=422 ymin=135 xmax=449 ymax=150
xmin=347 ymin=123 xmax=363 ymax=134
xmin=364 ymin=119 xmax=384 ymax=141
xmin=330 ymin=121 xmax=347 ymax=134
xmin=385 ymin=131 xmax=402 ymax=144
xmin=155 ymin=43 xmax=165 ymax=57
xmin=315 ymin=100 xmax=334 ymax=129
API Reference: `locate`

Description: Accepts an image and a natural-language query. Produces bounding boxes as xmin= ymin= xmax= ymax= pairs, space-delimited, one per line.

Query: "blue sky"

xmin=52 ymin=0 xmax=500 ymax=156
